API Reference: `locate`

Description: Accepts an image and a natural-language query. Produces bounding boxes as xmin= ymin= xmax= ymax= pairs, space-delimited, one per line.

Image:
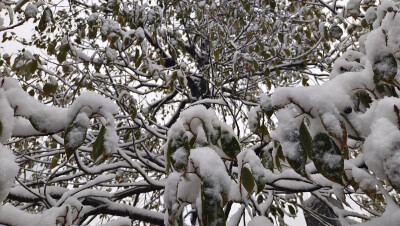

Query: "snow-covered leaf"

xmin=262 ymin=149 xmax=274 ymax=172
xmin=220 ymin=127 xmax=240 ymax=159
xmin=312 ymin=133 xmax=344 ymax=184
xmin=373 ymin=53 xmax=397 ymax=82
xmin=64 ymin=113 xmax=89 ymax=158
xmin=330 ymin=26 xmax=343 ymax=40
xmin=200 ymin=182 xmax=226 ymax=226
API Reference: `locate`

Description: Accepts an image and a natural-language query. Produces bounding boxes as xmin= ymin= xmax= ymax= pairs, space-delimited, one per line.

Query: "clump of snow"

xmin=0 ymin=89 xmax=15 ymax=143
xmin=136 ymin=27 xmax=145 ymax=39
xmin=248 ymin=106 xmax=261 ymax=133
xmin=171 ymin=147 xmax=188 ymax=170
xmin=65 ymin=112 xmax=89 ymax=150
xmin=270 ymin=108 xmax=303 ymax=159
xmin=346 ymin=0 xmax=361 ymax=18
xmin=164 ymin=172 xmax=181 ymax=224
xmin=0 ymin=144 xmax=18 ymax=204
xmin=352 ymin=167 xmax=376 ymax=192
xmin=237 ymin=149 xmax=267 ymax=194
xmin=177 ymin=173 xmax=201 ymax=204
xmin=363 ymin=118 xmax=400 ymax=180
xmin=320 ymin=112 xmax=343 ymax=138
xmin=365 ymin=7 xmax=377 ymax=24
xmin=248 ymin=216 xmax=273 ymax=226
xmin=260 ymin=94 xmax=273 ymax=113
xmin=188 ymin=147 xmax=231 ymax=204
xmin=100 ymin=217 xmax=131 ymax=226
xmin=101 ymin=114 xmax=119 ymax=156
xmin=384 ymin=148 xmax=400 ymax=190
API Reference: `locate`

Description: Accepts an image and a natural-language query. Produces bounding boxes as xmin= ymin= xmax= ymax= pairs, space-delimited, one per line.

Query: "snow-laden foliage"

xmin=1 ymin=0 xmax=400 ymax=225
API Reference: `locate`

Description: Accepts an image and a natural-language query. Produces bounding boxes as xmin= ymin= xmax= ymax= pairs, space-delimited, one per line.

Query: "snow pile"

xmin=0 ymin=89 xmax=14 ymax=143
xmin=248 ymin=216 xmax=273 ymax=226
xmin=0 ymin=144 xmax=18 ymax=204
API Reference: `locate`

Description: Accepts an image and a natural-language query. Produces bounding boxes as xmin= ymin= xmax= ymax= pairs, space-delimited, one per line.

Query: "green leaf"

xmin=299 ymin=120 xmax=313 ymax=159
xmin=275 ymin=146 xmax=283 ymax=172
xmin=88 ymin=27 xmax=98 ymax=39
xmin=43 ymin=83 xmax=57 ymax=96
xmin=312 ymin=133 xmax=344 ymax=184
xmin=361 ymin=19 xmax=369 ymax=28
xmin=256 ymin=124 xmax=270 ymax=141
xmin=265 ymin=77 xmax=272 ymax=90
xmin=130 ymin=107 xmax=137 ymax=120
xmin=50 ymin=154 xmax=60 ymax=169
xmin=330 ymin=26 xmax=343 ymax=40
xmin=57 ymin=51 xmax=68 ymax=64
xmin=64 ymin=113 xmax=89 ymax=158
xmin=214 ymin=48 xmax=222 ymax=62
xmin=25 ymin=60 xmax=38 ymax=74
xmin=38 ymin=12 xmax=49 ymax=32
xmin=92 ymin=125 xmax=106 ymax=161
xmin=372 ymin=53 xmax=397 ymax=82
xmin=241 ymin=167 xmax=255 ymax=194
xmin=220 ymin=127 xmax=241 ymax=159
xmin=278 ymin=33 xmax=284 ymax=43
xmin=269 ymin=0 xmax=276 ymax=9
xmin=257 ymin=195 xmax=264 ymax=204
xmin=288 ymin=205 xmax=296 ymax=215
xmin=47 ymin=40 xmax=57 ymax=55
xmin=59 ymin=43 xmax=70 ymax=52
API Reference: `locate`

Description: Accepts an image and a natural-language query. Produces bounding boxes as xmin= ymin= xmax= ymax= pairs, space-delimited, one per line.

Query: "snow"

xmin=100 ymin=217 xmax=131 ymax=226
xmin=365 ymin=7 xmax=377 ymax=25
xmin=248 ymin=216 xmax=273 ymax=226
xmin=64 ymin=112 xmax=89 ymax=150
xmin=0 ymin=204 xmax=69 ymax=226
xmin=248 ymin=106 xmax=261 ymax=133
xmin=171 ymin=147 xmax=188 ymax=169
xmin=237 ymin=149 xmax=267 ymax=194
xmin=363 ymin=118 xmax=400 ymax=180
xmin=352 ymin=167 xmax=375 ymax=193
xmin=188 ymin=147 xmax=231 ymax=200
xmin=346 ymin=0 xmax=361 ymax=18
xmin=0 ymin=89 xmax=15 ymax=143
xmin=259 ymin=94 xmax=273 ymax=113
xmin=0 ymin=144 xmax=18 ymax=204
xmin=136 ymin=27 xmax=145 ymax=39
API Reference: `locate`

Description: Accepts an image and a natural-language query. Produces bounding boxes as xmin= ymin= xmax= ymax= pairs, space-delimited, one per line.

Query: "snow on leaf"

xmin=64 ymin=112 xmax=89 ymax=158
xmin=372 ymin=53 xmax=397 ymax=82
xmin=312 ymin=133 xmax=344 ymax=184
xmin=220 ymin=124 xmax=241 ymax=159
xmin=330 ymin=26 xmax=343 ymax=40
